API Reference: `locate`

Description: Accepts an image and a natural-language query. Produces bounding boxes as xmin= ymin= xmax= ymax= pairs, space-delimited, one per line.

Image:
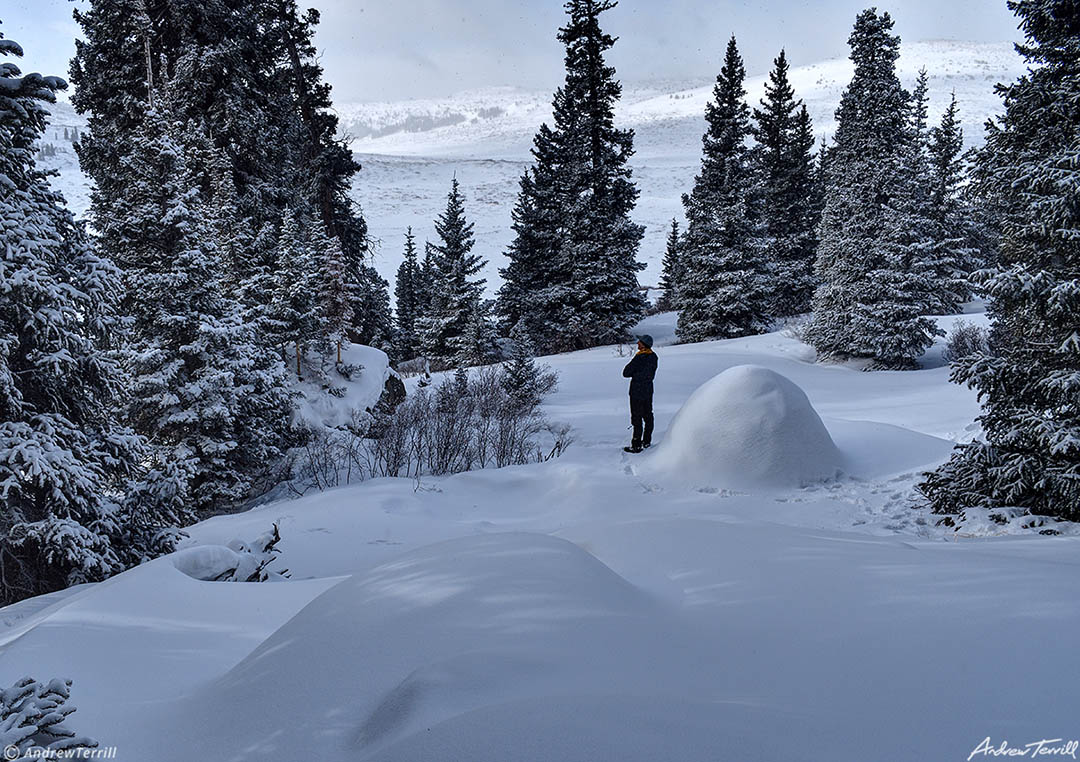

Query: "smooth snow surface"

xmin=643 ymin=365 xmax=841 ymax=488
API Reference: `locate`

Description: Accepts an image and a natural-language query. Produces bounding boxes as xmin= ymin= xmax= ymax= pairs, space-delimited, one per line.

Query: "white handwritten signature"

xmin=969 ymin=737 xmax=1079 ymax=761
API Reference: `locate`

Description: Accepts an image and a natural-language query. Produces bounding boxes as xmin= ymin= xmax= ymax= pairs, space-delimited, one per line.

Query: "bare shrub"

xmin=288 ymin=363 xmax=567 ymax=492
xmin=942 ymin=320 xmax=990 ymax=363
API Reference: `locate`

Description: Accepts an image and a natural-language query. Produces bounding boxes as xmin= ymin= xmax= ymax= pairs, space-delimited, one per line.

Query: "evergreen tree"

xmin=270 ymin=207 xmax=324 ymax=376
xmin=315 ymin=227 xmax=355 ymax=365
xmin=502 ymin=320 xmax=543 ymax=410
xmin=69 ymin=0 xmax=391 ymax=348
xmin=806 ymin=9 xmax=939 ymax=368
xmin=418 ymin=179 xmax=486 ymax=369
xmin=678 ymin=36 xmax=771 ymax=342
xmin=394 ymin=228 xmax=424 ymax=361
xmin=0 ymin=27 xmax=167 ymax=603
xmin=920 ymin=0 xmax=1080 ymax=520
xmin=752 ymin=50 xmax=819 ymax=316
xmin=925 ymin=93 xmax=977 ymax=312
xmin=457 ymin=300 xmax=502 ymax=368
xmin=852 ymin=66 xmax=942 ymax=368
xmin=655 ymin=218 xmax=684 ymax=312
xmin=497 ymin=0 xmax=645 ymax=351
xmin=117 ymin=106 xmax=283 ymax=515
xmin=497 ymin=126 xmax=565 ymax=345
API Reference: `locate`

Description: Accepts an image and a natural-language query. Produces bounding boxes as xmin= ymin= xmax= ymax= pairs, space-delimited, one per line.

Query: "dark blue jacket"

xmin=623 ymin=350 xmax=657 ymax=400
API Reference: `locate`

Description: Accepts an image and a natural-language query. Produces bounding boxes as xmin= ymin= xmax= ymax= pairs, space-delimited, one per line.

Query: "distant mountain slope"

xmin=349 ymin=40 xmax=1025 ymax=295
xmin=343 ymin=41 xmax=1026 ymax=159
xmin=39 ymin=41 xmax=1026 ymax=297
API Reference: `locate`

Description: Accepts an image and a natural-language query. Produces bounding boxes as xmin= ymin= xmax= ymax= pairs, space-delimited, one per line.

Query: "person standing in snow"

xmin=622 ymin=335 xmax=658 ymax=453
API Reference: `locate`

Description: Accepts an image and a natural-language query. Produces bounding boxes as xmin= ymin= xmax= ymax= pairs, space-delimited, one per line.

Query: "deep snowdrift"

xmin=156 ymin=533 xmax=679 ymax=762
xmin=644 ymin=365 xmax=841 ymax=488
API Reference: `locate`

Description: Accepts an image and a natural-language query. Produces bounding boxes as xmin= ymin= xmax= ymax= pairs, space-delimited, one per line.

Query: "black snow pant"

xmin=630 ymin=396 xmax=654 ymax=449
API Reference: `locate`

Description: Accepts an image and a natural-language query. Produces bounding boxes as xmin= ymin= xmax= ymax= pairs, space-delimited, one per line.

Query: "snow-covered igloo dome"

xmin=643 ymin=365 xmax=841 ymax=488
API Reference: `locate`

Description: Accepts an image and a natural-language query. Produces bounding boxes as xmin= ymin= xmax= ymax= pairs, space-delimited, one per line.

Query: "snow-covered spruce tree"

xmin=677 ymin=36 xmax=771 ymax=343
xmin=457 ymin=300 xmax=502 ymax=368
xmin=418 ymin=179 xmax=487 ymax=369
xmin=70 ymin=0 xmax=392 ymax=350
xmin=806 ymin=10 xmax=939 ymax=368
xmin=315 ymin=227 xmax=356 ymax=366
xmin=655 ymin=218 xmax=684 ymax=312
xmin=0 ymin=27 xmax=158 ymax=603
xmin=496 ymin=125 xmax=565 ymax=345
xmin=266 ymin=2 xmax=393 ymax=352
xmin=920 ymin=0 xmax=1080 ymax=521
xmin=270 ymin=207 xmax=325 ymax=377
xmin=502 ymin=319 xmax=546 ymax=410
xmin=497 ymin=0 xmax=646 ymax=352
xmin=394 ymin=227 xmax=424 ymax=361
xmin=116 ymin=106 xmax=282 ymax=516
xmin=925 ymin=93 xmax=978 ymax=312
xmin=850 ymin=67 xmax=942 ymax=369
xmin=752 ymin=50 xmax=819 ymax=317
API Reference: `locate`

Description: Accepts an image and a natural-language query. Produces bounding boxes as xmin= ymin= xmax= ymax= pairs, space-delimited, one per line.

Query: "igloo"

xmin=643 ymin=365 xmax=841 ymax=488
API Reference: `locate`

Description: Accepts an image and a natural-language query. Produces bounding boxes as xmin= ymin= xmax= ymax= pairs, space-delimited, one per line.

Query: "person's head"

xmin=637 ymin=334 xmax=653 ymax=350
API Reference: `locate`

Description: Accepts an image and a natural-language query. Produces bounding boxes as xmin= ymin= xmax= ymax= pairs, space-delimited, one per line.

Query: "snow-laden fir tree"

xmin=655 ymin=219 xmax=684 ymax=312
xmin=677 ymin=36 xmax=771 ymax=343
xmin=0 ymin=677 xmax=97 ymax=757
xmin=496 ymin=125 xmax=564 ymax=344
xmin=849 ymin=66 xmax=942 ymax=369
xmin=418 ymin=179 xmax=487 ymax=369
xmin=920 ymin=0 xmax=1080 ymax=520
xmin=497 ymin=0 xmax=645 ymax=351
xmin=457 ymin=300 xmax=502 ymax=368
xmin=117 ymin=106 xmax=288 ymax=516
xmin=924 ymin=93 xmax=978 ymax=312
xmin=315 ymin=227 xmax=356 ymax=365
xmin=502 ymin=320 xmax=545 ymax=410
xmin=806 ymin=9 xmax=940 ymax=369
xmin=0 ymin=27 xmax=168 ymax=604
xmin=394 ymin=227 xmax=424 ymax=361
xmin=69 ymin=0 xmax=392 ymax=350
xmin=751 ymin=50 xmax=819 ymax=317
xmin=270 ymin=207 xmax=325 ymax=377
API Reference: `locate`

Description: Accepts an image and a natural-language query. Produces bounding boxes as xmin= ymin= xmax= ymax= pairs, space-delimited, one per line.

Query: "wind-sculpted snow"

xmin=158 ymin=533 xmax=673 ymax=762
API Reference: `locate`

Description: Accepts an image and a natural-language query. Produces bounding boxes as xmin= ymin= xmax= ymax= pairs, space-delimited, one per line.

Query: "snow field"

xmin=1 ymin=311 xmax=1078 ymax=761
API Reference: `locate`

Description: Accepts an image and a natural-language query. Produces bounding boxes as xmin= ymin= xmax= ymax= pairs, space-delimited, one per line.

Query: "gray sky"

xmin=3 ymin=0 xmax=1022 ymax=103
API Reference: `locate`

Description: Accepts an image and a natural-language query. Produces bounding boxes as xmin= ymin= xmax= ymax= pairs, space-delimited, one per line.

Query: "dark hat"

xmin=637 ymin=334 xmax=653 ymax=348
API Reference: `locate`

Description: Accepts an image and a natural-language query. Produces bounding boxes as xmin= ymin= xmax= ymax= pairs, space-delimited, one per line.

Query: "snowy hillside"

xmin=39 ymin=41 xmax=1026 ymax=300
xmin=33 ymin=99 xmax=92 ymax=219
xmin=2 ymin=311 xmax=1077 ymax=761
xmin=350 ymin=40 xmax=1025 ymax=298
xmin=346 ymin=41 xmax=1024 ymax=159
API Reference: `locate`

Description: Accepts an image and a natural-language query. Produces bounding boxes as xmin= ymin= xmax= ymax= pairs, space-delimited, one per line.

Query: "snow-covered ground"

xmin=2 ymin=310 xmax=1078 ymax=761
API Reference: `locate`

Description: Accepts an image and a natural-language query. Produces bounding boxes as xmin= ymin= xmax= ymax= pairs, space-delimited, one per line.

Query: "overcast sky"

xmin=4 ymin=0 xmax=1022 ymax=103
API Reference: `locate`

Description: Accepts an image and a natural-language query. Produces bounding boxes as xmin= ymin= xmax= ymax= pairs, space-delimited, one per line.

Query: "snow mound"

xmin=644 ymin=365 xmax=841 ymax=488
xmin=162 ymin=533 xmax=674 ymax=762
xmin=293 ymin=343 xmax=392 ymax=430
xmin=171 ymin=545 xmax=253 ymax=582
